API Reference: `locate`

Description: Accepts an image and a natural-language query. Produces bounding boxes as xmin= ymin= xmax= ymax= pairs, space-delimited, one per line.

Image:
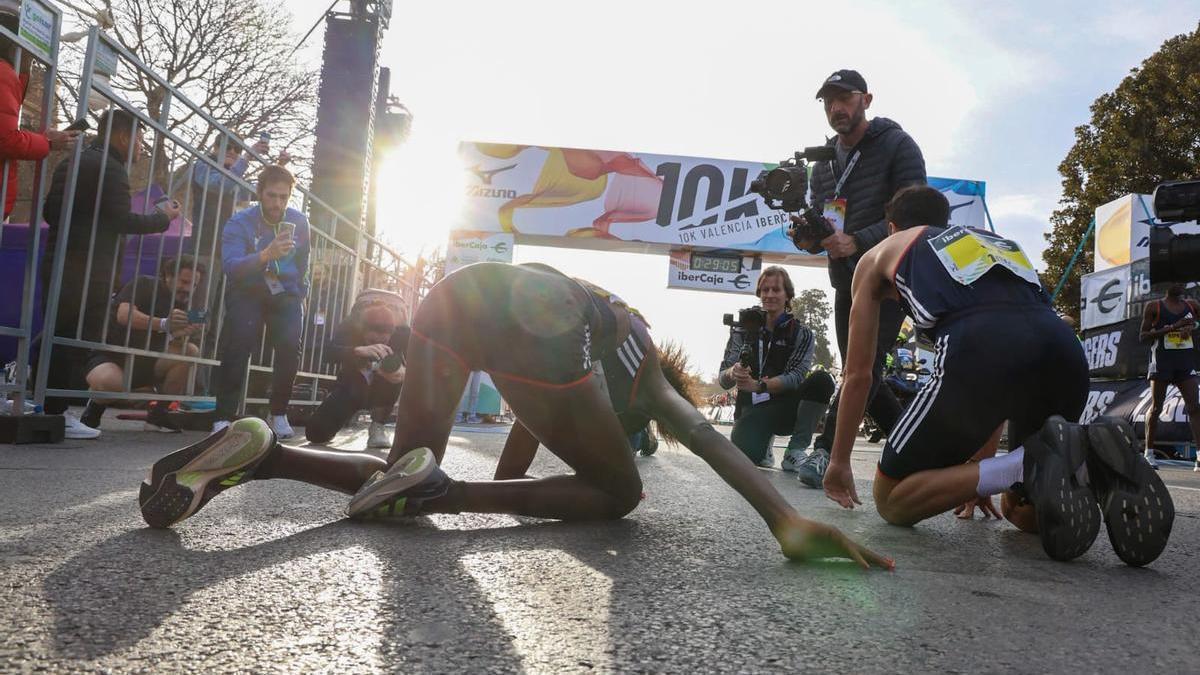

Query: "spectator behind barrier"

xmin=0 ymin=9 xmax=79 ymax=218
xmin=717 ymin=266 xmax=835 ymax=471
xmin=41 ymin=108 xmax=183 ymax=439
xmin=79 ymin=255 xmax=208 ymax=432
xmin=212 ymin=164 xmax=309 ymax=439
xmin=784 ymin=69 xmax=927 ymax=487
xmin=187 ymin=134 xmax=291 ymax=260
xmin=305 ymin=297 xmax=409 ymax=449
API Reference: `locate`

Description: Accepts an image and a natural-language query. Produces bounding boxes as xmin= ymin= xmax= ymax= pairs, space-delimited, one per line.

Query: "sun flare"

xmin=373 ymin=125 xmax=467 ymax=261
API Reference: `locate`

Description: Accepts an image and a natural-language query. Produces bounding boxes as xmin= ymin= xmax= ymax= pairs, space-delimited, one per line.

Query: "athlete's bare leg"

xmin=1144 ymin=379 xmax=1170 ymax=454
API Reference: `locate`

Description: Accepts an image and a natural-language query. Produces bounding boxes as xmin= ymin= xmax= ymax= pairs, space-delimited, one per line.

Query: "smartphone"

xmin=65 ymin=118 xmax=90 ymax=132
xmin=277 ymin=221 xmax=295 ymax=238
xmin=154 ymin=196 xmax=177 ymax=213
xmin=187 ymin=309 xmax=208 ymax=324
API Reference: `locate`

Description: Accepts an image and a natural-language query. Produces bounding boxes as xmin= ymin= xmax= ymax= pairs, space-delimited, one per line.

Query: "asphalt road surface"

xmin=3 ymin=417 xmax=1199 ymax=673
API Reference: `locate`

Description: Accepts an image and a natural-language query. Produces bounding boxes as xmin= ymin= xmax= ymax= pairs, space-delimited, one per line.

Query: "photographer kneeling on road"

xmin=304 ymin=296 xmax=410 ymax=449
xmin=80 ymin=256 xmax=207 ymax=432
xmin=718 ymin=266 xmax=836 ymax=470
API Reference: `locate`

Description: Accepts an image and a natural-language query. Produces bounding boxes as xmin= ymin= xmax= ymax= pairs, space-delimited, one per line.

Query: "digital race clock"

xmin=689 ymin=252 xmax=742 ymax=274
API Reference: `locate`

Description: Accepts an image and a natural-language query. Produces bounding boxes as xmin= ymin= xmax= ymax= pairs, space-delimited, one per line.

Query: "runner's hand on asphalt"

xmin=954 ymin=495 xmax=1002 ymax=519
xmin=775 ymin=516 xmax=894 ymax=570
xmin=823 ymin=460 xmax=861 ymax=509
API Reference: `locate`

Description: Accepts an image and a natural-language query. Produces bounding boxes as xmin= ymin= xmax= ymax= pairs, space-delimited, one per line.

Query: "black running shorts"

xmin=878 ymin=306 xmax=1088 ymax=480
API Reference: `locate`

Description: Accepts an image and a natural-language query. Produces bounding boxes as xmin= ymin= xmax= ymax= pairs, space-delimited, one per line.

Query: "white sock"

xmin=976 ymin=446 xmax=1025 ymax=497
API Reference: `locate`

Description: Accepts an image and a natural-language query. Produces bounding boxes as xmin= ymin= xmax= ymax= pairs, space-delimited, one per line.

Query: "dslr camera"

xmin=1149 ymin=179 xmax=1200 ymax=283
xmin=750 ymin=146 xmax=838 ymax=254
xmin=723 ymin=307 xmax=767 ymax=369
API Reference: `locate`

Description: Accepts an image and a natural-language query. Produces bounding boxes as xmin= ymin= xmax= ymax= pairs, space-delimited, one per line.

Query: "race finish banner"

xmin=667 ymin=249 xmax=761 ymax=295
xmin=1084 ymin=378 xmax=1198 ymax=451
xmin=458 ymin=142 xmax=988 ymax=266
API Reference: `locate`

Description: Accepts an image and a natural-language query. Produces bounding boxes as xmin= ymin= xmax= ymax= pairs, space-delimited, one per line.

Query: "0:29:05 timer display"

xmin=689 ymin=253 xmax=742 ymax=274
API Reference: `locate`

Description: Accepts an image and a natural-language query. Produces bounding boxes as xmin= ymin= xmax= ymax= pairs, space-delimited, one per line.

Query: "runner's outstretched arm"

xmin=639 ymin=364 xmax=893 ymax=570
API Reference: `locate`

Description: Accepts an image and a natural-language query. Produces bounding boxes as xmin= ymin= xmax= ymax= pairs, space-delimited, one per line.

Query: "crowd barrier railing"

xmin=14 ymin=23 xmax=418 ymax=423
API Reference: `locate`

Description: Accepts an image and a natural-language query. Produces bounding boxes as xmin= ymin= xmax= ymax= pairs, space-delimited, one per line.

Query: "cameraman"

xmin=786 ymin=69 xmax=926 ymax=488
xmin=718 ymin=267 xmax=836 ymax=468
xmin=304 ymin=300 xmax=410 ymax=449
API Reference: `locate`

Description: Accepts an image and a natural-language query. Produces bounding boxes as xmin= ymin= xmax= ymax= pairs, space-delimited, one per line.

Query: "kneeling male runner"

xmin=813 ymin=185 xmax=1174 ymax=566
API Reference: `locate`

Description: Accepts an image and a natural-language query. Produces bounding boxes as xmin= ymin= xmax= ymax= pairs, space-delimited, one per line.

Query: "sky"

xmin=285 ymin=0 xmax=1198 ymax=379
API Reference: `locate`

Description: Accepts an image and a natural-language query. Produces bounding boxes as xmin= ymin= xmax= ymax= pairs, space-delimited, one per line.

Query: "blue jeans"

xmin=213 ymin=285 xmax=303 ymax=420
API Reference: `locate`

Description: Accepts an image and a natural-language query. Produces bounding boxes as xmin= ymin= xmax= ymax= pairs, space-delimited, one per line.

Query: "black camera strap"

xmin=833 ymin=150 xmax=861 ymax=200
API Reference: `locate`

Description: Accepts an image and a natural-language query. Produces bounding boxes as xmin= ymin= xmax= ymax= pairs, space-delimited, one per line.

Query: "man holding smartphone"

xmin=80 ymin=256 xmax=208 ymax=431
xmin=212 ymin=165 xmax=309 ymax=438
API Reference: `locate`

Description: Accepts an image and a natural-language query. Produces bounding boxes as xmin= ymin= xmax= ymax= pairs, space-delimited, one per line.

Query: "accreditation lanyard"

xmin=832 ymin=150 xmax=861 ymax=199
xmin=757 ymin=315 xmax=790 ymax=375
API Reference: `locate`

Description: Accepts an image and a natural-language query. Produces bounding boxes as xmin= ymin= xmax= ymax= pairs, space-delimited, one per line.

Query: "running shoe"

xmin=367 ymin=421 xmax=391 ymax=449
xmin=144 ymin=401 xmax=181 ymax=433
xmin=795 ymin=448 xmax=830 ymax=489
xmin=780 ymin=448 xmax=807 ymax=473
xmin=346 ymin=447 xmax=451 ymax=519
xmin=138 ymin=417 xmax=276 ymax=528
xmin=1022 ymin=416 xmax=1101 ymax=562
xmin=1086 ymin=416 xmax=1174 ymax=567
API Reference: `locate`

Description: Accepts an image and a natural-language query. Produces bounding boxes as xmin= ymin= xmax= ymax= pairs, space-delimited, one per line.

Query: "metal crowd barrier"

xmin=6 ymin=23 xmax=418 ymax=422
xmin=0 ymin=2 xmax=63 ymax=418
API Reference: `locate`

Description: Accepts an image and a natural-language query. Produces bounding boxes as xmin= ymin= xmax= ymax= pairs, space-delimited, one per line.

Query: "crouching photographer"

xmin=305 ymin=291 xmax=410 ymax=449
xmin=717 ymin=266 xmax=836 ymax=470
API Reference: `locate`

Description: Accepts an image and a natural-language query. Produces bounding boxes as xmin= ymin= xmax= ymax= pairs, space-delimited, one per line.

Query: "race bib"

xmin=1164 ymin=331 xmax=1194 ymax=350
xmin=927 ymin=226 xmax=1041 ymax=288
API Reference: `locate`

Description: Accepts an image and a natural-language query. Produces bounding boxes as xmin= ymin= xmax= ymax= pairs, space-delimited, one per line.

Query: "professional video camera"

xmin=750 ymin=146 xmax=838 ymax=254
xmin=723 ymin=306 xmax=766 ymax=368
xmin=1149 ymin=179 xmax=1200 ymax=283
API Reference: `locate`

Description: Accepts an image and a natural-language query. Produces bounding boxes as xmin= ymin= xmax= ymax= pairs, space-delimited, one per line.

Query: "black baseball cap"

xmin=816 ymin=70 xmax=868 ymax=99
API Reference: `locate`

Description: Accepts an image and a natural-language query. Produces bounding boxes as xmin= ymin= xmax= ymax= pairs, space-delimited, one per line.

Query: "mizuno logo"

xmin=469 ymin=163 xmax=517 ymax=185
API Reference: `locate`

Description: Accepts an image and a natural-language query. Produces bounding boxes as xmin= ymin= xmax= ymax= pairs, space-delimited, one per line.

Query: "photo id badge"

xmin=823 ymin=198 xmax=847 ymax=233
xmin=752 ymin=391 xmax=771 ymax=405
xmin=264 ymin=271 xmax=285 ymax=295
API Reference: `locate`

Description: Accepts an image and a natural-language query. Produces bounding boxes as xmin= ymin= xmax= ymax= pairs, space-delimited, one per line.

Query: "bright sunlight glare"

xmin=374 ymin=123 xmax=467 ymax=262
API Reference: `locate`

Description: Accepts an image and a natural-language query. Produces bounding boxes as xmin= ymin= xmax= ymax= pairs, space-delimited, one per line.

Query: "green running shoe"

xmin=138 ymin=417 xmax=275 ymax=529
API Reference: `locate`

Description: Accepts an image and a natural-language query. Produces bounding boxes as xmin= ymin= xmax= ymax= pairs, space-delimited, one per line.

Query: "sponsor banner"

xmin=444 ymin=230 xmax=514 ymax=274
xmin=1081 ymin=318 xmax=1150 ymax=379
xmin=1080 ymin=264 xmax=1131 ymax=330
xmin=1084 ymin=378 xmax=1197 ymax=446
xmin=18 ymin=0 xmax=54 ymax=62
xmin=667 ymin=250 xmax=761 ymax=295
xmin=1093 ymin=193 xmax=1200 ymax=272
xmin=458 ymin=142 xmax=987 ymax=259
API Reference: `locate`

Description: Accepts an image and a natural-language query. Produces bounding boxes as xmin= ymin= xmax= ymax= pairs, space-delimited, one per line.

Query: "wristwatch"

xmin=756 ymin=378 xmax=768 ymax=393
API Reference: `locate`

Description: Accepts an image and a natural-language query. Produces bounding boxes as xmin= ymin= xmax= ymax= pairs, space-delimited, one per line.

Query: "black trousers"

xmin=730 ymin=370 xmax=836 ymax=463
xmin=304 ymin=369 xmax=402 ymax=443
xmin=813 ymin=289 xmax=906 ymax=452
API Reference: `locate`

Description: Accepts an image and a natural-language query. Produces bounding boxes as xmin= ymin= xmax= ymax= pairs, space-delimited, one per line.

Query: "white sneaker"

xmin=63 ymin=412 xmax=101 ymax=440
xmin=367 ymin=421 xmax=391 ymax=449
xmin=212 ymin=420 xmax=231 ymax=434
xmin=781 ymin=448 xmax=807 ymax=473
xmin=269 ymin=414 xmax=295 ymax=440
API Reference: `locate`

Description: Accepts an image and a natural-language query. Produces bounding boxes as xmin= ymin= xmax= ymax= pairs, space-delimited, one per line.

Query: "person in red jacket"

xmin=0 ymin=10 xmax=78 ymax=218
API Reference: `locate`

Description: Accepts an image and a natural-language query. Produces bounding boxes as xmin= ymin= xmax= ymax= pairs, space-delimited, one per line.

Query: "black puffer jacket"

xmin=808 ymin=117 xmax=926 ymax=290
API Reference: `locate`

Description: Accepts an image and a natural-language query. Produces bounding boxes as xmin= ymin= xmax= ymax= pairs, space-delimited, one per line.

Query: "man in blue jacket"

xmin=785 ymin=69 xmax=927 ymax=488
xmin=212 ymin=165 xmax=309 ymax=438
